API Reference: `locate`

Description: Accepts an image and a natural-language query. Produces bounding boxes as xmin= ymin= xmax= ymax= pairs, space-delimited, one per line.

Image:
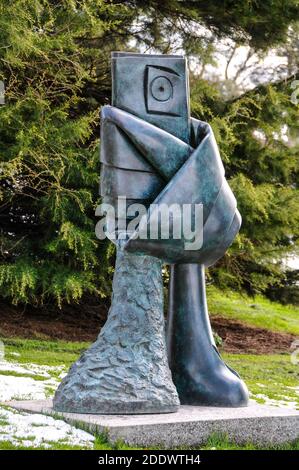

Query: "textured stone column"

xmin=53 ymin=245 xmax=179 ymax=414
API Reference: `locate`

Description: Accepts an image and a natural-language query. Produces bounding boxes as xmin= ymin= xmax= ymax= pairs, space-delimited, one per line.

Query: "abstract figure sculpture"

xmin=53 ymin=53 xmax=248 ymax=414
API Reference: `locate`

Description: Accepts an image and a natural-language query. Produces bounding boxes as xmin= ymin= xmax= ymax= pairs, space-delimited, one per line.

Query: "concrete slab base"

xmin=5 ymin=400 xmax=299 ymax=448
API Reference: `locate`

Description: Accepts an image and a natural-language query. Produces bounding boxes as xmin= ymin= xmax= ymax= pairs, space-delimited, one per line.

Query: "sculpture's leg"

xmin=53 ymin=245 xmax=179 ymax=414
xmin=167 ymin=263 xmax=249 ymax=407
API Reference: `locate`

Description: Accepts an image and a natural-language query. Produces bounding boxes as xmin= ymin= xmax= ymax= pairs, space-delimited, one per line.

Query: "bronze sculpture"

xmin=53 ymin=53 xmax=248 ymax=414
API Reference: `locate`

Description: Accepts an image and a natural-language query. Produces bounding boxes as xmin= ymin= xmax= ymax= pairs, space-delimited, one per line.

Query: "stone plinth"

xmin=6 ymin=400 xmax=299 ymax=448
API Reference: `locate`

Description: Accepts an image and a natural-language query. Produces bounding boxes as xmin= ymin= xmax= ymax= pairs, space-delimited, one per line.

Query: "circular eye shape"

xmin=150 ymin=76 xmax=173 ymax=102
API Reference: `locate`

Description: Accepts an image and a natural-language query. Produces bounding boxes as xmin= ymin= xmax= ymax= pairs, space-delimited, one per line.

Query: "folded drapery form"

xmin=100 ymin=105 xmax=241 ymax=266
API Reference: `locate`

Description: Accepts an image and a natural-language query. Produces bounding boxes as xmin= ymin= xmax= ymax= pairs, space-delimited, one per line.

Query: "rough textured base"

xmin=53 ymin=246 xmax=179 ymax=414
xmin=7 ymin=400 xmax=299 ymax=448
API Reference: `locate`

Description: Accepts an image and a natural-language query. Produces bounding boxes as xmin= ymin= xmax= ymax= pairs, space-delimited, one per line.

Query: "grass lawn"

xmin=207 ymin=286 xmax=299 ymax=335
xmin=3 ymin=338 xmax=88 ymax=369
xmin=0 ymin=335 xmax=298 ymax=450
xmin=0 ymin=288 xmax=298 ymax=450
xmin=0 ymin=433 xmax=298 ymax=451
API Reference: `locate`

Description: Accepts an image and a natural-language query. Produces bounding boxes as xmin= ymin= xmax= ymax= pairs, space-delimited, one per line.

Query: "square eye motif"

xmin=145 ymin=65 xmax=185 ymax=116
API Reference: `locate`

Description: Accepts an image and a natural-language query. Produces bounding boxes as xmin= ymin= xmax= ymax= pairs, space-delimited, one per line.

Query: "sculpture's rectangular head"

xmin=111 ymin=52 xmax=190 ymax=144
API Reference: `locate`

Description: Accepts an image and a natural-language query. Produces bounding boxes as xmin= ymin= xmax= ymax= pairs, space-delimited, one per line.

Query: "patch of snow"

xmin=0 ymin=359 xmax=62 ymax=401
xmin=0 ymin=358 xmax=68 ymax=402
xmin=0 ymin=360 xmax=65 ymax=378
xmin=0 ymin=407 xmax=94 ymax=448
xmin=0 ymin=375 xmax=58 ymax=401
xmin=286 ymin=385 xmax=299 ymax=392
xmin=0 ymin=358 xmax=94 ymax=448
